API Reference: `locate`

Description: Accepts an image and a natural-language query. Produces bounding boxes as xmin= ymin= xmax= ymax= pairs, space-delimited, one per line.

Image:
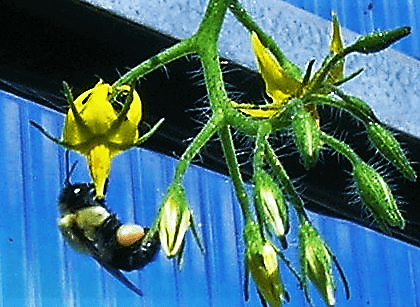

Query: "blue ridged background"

xmin=2 ymin=0 xmax=420 ymax=306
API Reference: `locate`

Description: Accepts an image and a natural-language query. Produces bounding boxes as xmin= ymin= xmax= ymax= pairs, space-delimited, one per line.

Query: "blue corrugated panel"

xmin=1 ymin=87 xmax=420 ymax=306
xmin=281 ymin=0 xmax=420 ymax=59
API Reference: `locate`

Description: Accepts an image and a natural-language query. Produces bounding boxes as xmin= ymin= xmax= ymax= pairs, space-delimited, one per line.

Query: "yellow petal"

xmin=159 ymin=195 xmax=191 ymax=257
xmin=170 ymin=209 xmax=191 ymax=257
xmin=261 ymin=186 xmax=285 ymax=237
xmin=87 ymin=144 xmax=111 ymax=198
xmin=251 ymin=32 xmax=301 ymax=104
xmin=246 ymin=242 xmax=283 ymax=307
xmin=62 ymin=88 xmax=93 ymax=147
xmin=160 ymin=197 xmax=178 ymax=253
xmin=262 ymin=243 xmax=278 ymax=276
xmin=239 ymin=108 xmax=280 ymax=119
xmin=108 ymin=84 xmax=142 ymax=146
xmin=63 ymin=82 xmax=143 ymax=152
xmin=330 ymin=14 xmax=344 ymax=54
xmin=300 ymin=222 xmax=336 ymax=306
xmin=159 ymin=221 xmax=171 ymax=257
xmin=63 ymin=82 xmax=117 ymax=144
xmin=328 ymin=14 xmax=344 ymax=82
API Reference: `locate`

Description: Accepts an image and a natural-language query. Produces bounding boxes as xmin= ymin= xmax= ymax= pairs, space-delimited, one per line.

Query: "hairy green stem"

xmin=253 ymin=122 xmax=272 ymax=173
xmin=252 ymin=122 xmax=272 ymax=229
xmin=196 ymin=0 xmax=230 ymax=110
xmin=218 ymin=125 xmax=252 ymax=221
xmin=198 ymin=45 xmax=229 ymax=110
xmin=196 ymin=0 xmax=230 ymax=40
xmin=264 ymin=140 xmax=308 ymax=222
xmin=112 ymin=37 xmax=195 ymax=91
xmin=173 ymin=114 xmax=224 ymax=185
xmin=309 ymin=94 xmax=374 ymax=123
xmin=143 ymin=114 xmax=223 ymax=243
xmin=319 ymin=131 xmax=361 ymax=166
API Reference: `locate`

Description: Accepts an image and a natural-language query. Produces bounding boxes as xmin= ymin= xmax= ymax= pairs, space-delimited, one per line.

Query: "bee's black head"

xmin=60 ymin=151 xmax=108 ymax=213
xmin=58 ymin=182 xmax=100 ymax=214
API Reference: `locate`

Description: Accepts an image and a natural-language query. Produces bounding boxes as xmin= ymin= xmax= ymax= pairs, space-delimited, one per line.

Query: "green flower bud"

xmin=349 ymin=26 xmax=410 ymax=54
xmin=299 ymin=221 xmax=336 ymax=307
xmin=366 ymin=121 xmax=416 ymax=181
xmin=244 ymin=221 xmax=286 ymax=307
xmin=291 ymin=104 xmax=322 ymax=169
xmin=352 ymin=160 xmax=405 ymax=231
xmin=254 ymin=169 xmax=289 ymax=247
xmin=159 ymin=186 xmax=192 ymax=258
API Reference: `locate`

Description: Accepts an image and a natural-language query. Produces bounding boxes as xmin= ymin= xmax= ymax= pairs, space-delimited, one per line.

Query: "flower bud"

xmin=349 ymin=26 xmax=410 ymax=54
xmin=366 ymin=121 xmax=416 ymax=181
xmin=299 ymin=221 xmax=336 ymax=307
xmin=159 ymin=186 xmax=192 ymax=258
xmin=254 ymin=169 xmax=289 ymax=246
xmin=291 ymin=105 xmax=321 ymax=169
xmin=244 ymin=221 xmax=286 ymax=307
xmin=352 ymin=160 xmax=405 ymax=231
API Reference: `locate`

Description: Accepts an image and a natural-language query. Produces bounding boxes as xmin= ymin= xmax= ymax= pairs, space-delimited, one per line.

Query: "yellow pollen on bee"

xmin=116 ymin=224 xmax=145 ymax=247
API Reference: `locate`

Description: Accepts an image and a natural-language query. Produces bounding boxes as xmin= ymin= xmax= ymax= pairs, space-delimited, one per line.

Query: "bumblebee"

xmin=59 ymin=165 xmax=160 ymax=296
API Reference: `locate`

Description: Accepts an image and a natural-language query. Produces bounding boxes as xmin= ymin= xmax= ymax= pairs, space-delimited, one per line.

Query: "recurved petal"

xmin=250 ymin=32 xmax=301 ymax=104
xmin=87 ymin=144 xmax=111 ymax=199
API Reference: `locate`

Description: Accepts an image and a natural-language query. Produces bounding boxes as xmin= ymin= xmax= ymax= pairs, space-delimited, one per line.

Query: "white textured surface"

xmin=85 ymin=0 xmax=420 ymax=137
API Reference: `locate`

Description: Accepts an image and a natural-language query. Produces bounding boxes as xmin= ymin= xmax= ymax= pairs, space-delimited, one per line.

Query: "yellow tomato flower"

xmin=62 ymin=81 xmax=142 ymax=198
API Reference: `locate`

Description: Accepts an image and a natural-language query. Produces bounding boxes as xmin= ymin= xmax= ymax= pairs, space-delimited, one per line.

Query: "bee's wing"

xmin=67 ymin=224 xmax=144 ymax=296
xmin=94 ymin=258 xmax=143 ymax=296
